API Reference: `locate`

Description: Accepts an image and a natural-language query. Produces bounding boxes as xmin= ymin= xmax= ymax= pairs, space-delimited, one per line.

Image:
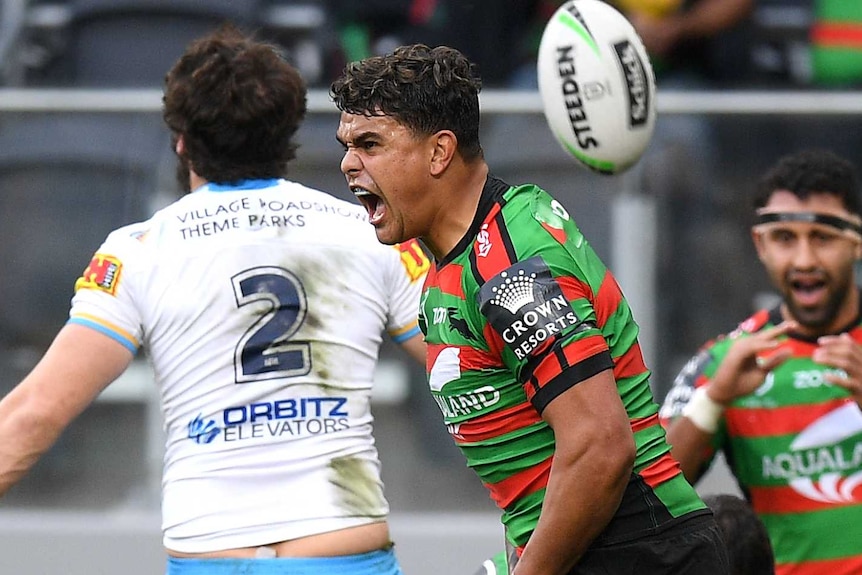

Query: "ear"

xmin=429 ymin=130 xmax=457 ymax=177
xmin=751 ymin=229 xmax=768 ymax=264
xmin=175 ymin=134 xmax=185 ymax=156
xmin=855 ymin=238 xmax=862 ymax=261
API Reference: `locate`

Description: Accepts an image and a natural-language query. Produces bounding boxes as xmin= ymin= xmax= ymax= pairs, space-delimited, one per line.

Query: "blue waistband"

xmin=165 ymin=547 xmax=402 ymax=575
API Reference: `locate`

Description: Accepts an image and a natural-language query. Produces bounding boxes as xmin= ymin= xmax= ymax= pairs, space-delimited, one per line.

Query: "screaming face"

xmin=336 ymin=112 xmax=434 ymax=246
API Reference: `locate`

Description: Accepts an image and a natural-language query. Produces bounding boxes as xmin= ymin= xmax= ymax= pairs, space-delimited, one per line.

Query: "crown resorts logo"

xmin=489 ymin=269 xmax=538 ymax=313
xmin=479 ymin=256 xmax=580 ymax=360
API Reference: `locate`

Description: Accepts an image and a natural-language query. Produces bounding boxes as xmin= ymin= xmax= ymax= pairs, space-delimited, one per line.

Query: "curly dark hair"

xmin=162 ymin=24 xmax=307 ymax=184
xmin=755 ymin=149 xmax=861 ymax=216
xmin=330 ymin=44 xmax=484 ymax=161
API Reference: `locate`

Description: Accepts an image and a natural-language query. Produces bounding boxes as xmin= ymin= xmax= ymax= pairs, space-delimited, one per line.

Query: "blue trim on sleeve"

xmin=67 ymin=318 xmax=138 ymax=354
xmin=390 ymin=325 xmax=421 ymax=344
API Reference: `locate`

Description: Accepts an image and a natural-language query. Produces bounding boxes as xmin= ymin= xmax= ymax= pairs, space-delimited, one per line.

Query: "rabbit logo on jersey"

xmin=479 ymin=256 xmax=580 ymax=360
xmin=187 ymin=396 xmax=349 ymax=444
xmin=762 ymin=403 xmax=862 ymax=503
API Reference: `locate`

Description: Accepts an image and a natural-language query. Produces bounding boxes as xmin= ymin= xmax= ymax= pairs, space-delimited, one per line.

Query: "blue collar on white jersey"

xmin=205 ymin=178 xmax=281 ymax=192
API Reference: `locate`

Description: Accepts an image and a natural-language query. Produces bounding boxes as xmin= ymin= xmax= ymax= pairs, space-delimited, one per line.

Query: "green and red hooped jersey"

xmin=811 ymin=0 xmax=862 ymax=85
xmin=419 ymin=177 xmax=708 ymax=552
xmin=660 ymin=304 xmax=862 ymax=575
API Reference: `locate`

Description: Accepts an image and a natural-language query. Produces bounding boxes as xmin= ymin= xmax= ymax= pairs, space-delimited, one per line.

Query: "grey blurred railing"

xmin=1 ymin=88 xmax=862 ymax=114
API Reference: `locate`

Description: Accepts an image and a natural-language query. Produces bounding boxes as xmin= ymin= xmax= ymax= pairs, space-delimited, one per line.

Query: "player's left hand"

xmin=814 ymin=332 xmax=862 ymax=407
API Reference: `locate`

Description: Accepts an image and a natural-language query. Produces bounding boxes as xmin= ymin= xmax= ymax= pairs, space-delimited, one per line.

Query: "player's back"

xmin=69 ymin=178 xmax=425 ymax=552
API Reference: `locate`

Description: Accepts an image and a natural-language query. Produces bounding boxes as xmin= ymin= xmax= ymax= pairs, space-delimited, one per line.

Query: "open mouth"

xmin=352 ymin=186 xmax=386 ymax=225
xmin=789 ymin=277 xmax=827 ymax=307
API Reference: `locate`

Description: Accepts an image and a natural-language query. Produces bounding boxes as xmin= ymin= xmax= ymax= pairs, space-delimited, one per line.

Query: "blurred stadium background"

xmin=1 ymin=0 xmax=861 ymax=573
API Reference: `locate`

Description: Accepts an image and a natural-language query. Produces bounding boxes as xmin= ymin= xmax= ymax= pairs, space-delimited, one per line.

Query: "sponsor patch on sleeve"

xmin=478 ymin=256 xmax=580 ymax=361
xmin=396 ymin=239 xmax=431 ymax=282
xmin=74 ymin=253 xmax=123 ymax=295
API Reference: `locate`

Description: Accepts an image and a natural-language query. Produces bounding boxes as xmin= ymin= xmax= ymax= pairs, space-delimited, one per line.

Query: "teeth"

xmin=351 ymin=186 xmax=371 ymax=197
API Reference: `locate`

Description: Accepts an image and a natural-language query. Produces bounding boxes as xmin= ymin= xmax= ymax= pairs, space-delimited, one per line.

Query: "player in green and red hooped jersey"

xmin=663 ymin=149 xmax=862 ymax=575
xmin=332 ymin=43 xmax=729 ymax=575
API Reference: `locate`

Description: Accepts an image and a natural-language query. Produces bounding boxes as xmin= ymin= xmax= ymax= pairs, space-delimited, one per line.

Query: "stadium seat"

xmin=259 ymin=0 xmax=332 ymax=86
xmin=0 ymin=0 xmax=25 ymax=84
xmin=21 ymin=0 xmax=263 ymax=86
xmin=0 ymin=112 xmax=173 ymax=353
xmin=748 ymin=0 xmax=814 ymax=86
xmin=16 ymin=0 xmax=333 ymax=87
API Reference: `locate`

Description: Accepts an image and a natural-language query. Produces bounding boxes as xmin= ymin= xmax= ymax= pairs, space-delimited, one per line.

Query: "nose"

xmin=792 ymin=238 xmax=818 ymax=269
xmin=340 ymin=147 xmax=361 ymax=176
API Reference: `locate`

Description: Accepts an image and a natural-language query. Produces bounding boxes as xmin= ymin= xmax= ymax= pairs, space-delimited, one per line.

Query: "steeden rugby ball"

xmin=537 ymin=0 xmax=657 ymax=175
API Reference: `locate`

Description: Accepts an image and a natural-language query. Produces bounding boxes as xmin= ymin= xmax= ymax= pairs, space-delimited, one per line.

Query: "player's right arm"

xmin=386 ymin=238 xmax=431 ymax=366
xmin=398 ymin=332 xmax=426 ymax=365
xmin=663 ymin=320 xmax=797 ymax=482
xmin=664 ymin=412 xmax=717 ymax=482
xmin=514 ymin=368 xmax=635 ymax=575
xmin=0 ymin=324 xmax=133 ymax=496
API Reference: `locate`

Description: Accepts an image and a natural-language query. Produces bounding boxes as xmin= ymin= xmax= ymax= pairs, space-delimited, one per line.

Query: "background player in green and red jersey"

xmin=662 ymin=148 xmax=862 ymax=575
xmin=331 ymin=43 xmax=728 ymax=575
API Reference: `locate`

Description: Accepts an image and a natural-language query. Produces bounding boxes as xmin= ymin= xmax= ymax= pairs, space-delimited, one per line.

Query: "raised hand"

xmin=707 ymin=320 xmax=798 ymax=405
xmin=815 ymin=332 xmax=862 ymax=407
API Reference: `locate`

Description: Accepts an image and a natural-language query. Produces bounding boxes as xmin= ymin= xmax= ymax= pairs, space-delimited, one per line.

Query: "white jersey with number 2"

xmin=68 ymin=178 xmax=429 ymax=553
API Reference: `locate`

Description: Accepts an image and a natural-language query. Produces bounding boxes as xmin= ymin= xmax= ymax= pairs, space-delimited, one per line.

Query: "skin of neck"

xmin=422 ymin=157 xmax=490 ymax=261
xmin=189 ymin=170 xmax=206 ymax=192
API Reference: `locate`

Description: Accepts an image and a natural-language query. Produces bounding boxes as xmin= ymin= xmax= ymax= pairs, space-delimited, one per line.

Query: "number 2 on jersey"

xmin=231 ymin=267 xmax=311 ymax=383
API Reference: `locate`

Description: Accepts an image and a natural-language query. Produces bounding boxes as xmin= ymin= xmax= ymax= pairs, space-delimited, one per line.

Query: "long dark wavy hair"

xmin=163 ymin=24 xmax=307 ymax=185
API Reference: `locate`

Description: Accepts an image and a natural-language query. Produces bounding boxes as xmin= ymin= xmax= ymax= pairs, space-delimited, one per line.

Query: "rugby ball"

xmin=537 ymin=0 xmax=656 ymax=175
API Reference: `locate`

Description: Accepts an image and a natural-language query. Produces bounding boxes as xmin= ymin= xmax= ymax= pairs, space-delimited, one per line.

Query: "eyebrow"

xmin=335 ymin=130 xmax=378 ymax=148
